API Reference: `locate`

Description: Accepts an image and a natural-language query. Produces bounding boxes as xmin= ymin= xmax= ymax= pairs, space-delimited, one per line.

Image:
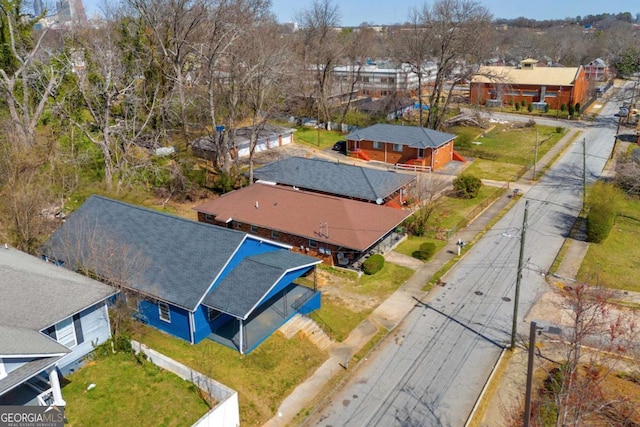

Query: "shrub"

xmin=362 ymin=254 xmax=384 ymax=275
xmin=521 ymin=99 xmax=527 ymax=107
xmin=412 ymin=242 xmax=437 ymax=261
xmin=544 ymin=104 xmax=550 ymax=113
xmin=560 ymin=103 xmax=567 ymax=112
xmin=508 ymin=99 xmax=514 ymax=106
xmin=586 ymin=182 xmax=623 ymax=243
xmin=555 ymin=126 xmax=563 ymax=133
xmin=514 ymin=103 xmax=520 ymax=111
xmin=568 ymin=104 xmax=575 ymax=117
xmin=586 ymin=204 xmax=615 ymax=243
xmin=453 ymin=174 xmax=482 ymax=199
xmin=528 ymin=103 xmax=533 ymax=112
xmin=575 ymin=103 xmax=581 ymax=114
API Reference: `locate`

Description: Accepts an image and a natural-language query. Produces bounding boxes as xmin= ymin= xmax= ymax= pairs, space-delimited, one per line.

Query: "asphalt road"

xmin=308 ymin=89 xmax=628 ymax=427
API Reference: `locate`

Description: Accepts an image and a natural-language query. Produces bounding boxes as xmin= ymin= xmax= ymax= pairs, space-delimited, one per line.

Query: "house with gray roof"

xmin=345 ymin=123 xmax=458 ymax=172
xmin=0 ymin=247 xmax=115 ymax=406
xmin=253 ymin=157 xmax=415 ymax=206
xmin=41 ymin=195 xmax=320 ymax=354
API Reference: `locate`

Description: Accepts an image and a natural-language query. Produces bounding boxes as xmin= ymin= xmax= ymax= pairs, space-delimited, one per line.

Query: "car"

xmin=332 ymin=140 xmax=346 ymax=153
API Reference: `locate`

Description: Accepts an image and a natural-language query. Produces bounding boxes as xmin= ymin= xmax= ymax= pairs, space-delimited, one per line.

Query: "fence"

xmin=446 ymin=184 xmax=508 ymax=239
xmin=131 ymin=340 xmax=240 ymax=427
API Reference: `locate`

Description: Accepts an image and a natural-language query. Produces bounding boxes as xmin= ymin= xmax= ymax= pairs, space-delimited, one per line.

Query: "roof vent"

xmin=255 ymin=201 xmax=259 ymax=209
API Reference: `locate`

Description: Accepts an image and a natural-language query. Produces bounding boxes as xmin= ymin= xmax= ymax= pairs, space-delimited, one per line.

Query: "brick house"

xmin=470 ymin=59 xmax=589 ymax=110
xmin=344 ymin=124 xmax=458 ymax=172
xmin=194 ymin=183 xmax=411 ymax=266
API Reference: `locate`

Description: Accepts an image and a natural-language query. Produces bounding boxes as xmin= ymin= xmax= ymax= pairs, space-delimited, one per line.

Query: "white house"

xmin=0 ymin=247 xmax=115 ymax=406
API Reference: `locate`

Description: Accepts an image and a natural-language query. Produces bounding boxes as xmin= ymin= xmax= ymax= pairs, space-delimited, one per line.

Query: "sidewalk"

xmin=264 ymin=126 xmax=581 ymax=427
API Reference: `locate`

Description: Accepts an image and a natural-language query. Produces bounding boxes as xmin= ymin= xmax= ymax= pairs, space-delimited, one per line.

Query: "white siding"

xmin=2 ymin=357 xmax=33 ymax=375
xmin=56 ymin=302 xmax=111 ymax=371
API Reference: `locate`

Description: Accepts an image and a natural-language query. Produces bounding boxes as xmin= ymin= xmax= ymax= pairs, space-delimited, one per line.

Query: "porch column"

xmin=47 ymin=367 xmax=66 ymax=406
xmin=239 ymin=319 xmax=244 ymax=355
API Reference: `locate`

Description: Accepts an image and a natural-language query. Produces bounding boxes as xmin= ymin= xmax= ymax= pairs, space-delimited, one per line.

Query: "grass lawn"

xmin=311 ymin=263 xmax=414 ymax=341
xmin=452 ymin=124 xmax=566 ymax=180
xmin=396 ymin=185 xmax=504 ymax=257
xmin=135 ymin=325 xmax=326 ymax=426
xmin=294 ymin=126 xmax=344 ymax=150
xmin=577 ymin=196 xmax=640 ymax=292
xmin=63 ymin=352 xmax=209 ymax=427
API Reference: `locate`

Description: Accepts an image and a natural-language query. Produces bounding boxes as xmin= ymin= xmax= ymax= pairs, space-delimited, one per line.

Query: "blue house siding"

xmin=262 ymin=268 xmax=313 ymax=302
xmin=299 ymin=291 xmax=321 ymax=315
xmin=192 ymin=305 xmax=235 ymax=343
xmin=56 ymin=302 xmax=111 ymax=374
xmin=215 ymin=238 xmax=282 ymax=285
xmin=138 ymin=300 xmax=191 ymax=342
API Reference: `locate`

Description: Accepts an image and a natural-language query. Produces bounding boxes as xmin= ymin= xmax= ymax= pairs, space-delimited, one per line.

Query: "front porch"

xmin=207 ymin=283 xmax=320 ymax=354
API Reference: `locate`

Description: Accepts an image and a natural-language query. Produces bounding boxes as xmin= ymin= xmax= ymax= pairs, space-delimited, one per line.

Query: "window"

xmin=207 ymin=308 xmax=222 ymax=323
xmin=271 ymin=230 xmax=280 ymax=239
xmin=250 ymin=224 xmax=258 ymax=233
xmin=393 ymin=144 xmax=403 ymax=152
xmin=158 ymin=302 xmax=171 ymax=323
xmin=373 ymin=141 xmax=383 ymax=149
xmin=55 ymin=318 xmax=77 ymax=348
xmin=204 ymin=214 xmax=213 ymax=222
xmin=362 ymin=77 xmax=370 ymax=83
xmin=309 ymin=239 xmax=318 ymax=248
xmin=418 ymin=148 xmax=425 ymax=158
xmin=234 ymin=221 xmax=243 ymax=230
xmin=0 ymin=358 xmax=6 ymax=380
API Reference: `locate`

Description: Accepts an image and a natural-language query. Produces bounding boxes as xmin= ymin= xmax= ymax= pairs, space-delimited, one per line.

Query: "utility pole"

xmin=533 ymin=128 xmax=538 ymax=180
xmin=511 ymin=200 xmax=529 ymax=350
xmin=523 ymin=321 xmax=539 ymax=427
xmin=583 ymin=138 xmax=587 ymax=208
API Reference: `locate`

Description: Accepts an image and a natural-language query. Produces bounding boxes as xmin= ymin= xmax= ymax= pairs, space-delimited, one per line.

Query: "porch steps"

xmin=278 ymin=314 xmax=334 ymax=351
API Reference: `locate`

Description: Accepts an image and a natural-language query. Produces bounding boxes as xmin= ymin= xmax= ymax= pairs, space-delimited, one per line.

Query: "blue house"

xmin=0 ymin=247 xmax=115 ymax=406
xmin=41 ymin=195 xmax=321 ymax=354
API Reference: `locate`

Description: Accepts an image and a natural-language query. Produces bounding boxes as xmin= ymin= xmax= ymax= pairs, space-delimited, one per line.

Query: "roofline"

xmin=246 ymin=234 xmax=292 ymax=250
xmin=0 ymin=351 xmax=68 ymax=358
xmin=240 ymin=262 xmax=320 ymax=320
xmin=38 ymin=291 xmax=117 ymax=332
xmin=193 ymin=235 xmax=248 ymax=310
xmin=0 ymin=358 xmax=62 ymax=396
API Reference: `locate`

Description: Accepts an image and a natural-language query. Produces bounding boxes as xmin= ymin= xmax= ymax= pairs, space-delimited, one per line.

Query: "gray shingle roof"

xmin=0 ymin=326 xmax=69 ymax=357
xmin=0 ymin=356 xmax=61 ymax=396
xmin=253 ymin=157 xmax=415 ymax=202
xmin=202 ymin=250 xmax=319 ymax=319
xmin=345 ymin=124 xmax=456 ymax=149
xmin=41 ymin=195 xmax=248 ymax=311
xmin=0 ymin=247 xmax=115 ymax=331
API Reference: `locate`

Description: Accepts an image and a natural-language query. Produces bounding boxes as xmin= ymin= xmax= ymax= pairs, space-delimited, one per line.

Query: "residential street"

xmin=304 ymin=91 xmax=626 ymax=426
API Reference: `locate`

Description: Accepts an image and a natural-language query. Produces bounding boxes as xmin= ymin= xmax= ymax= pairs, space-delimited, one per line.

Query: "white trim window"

xmin=393 ymin=144 xmax=403 ymax=152
xmin=373 ymin=141 xmax=383 ymax=150
xmin=55 ymin=318 xmax=77 ymax=348
xmin=158 ymin=302 xmax=171 ymax=323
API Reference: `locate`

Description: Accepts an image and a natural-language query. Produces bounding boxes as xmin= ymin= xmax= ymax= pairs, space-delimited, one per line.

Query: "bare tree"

xmin=527 ymin=283 xmax=639 ymax=427
xmin=126 ymin=0 xmax=207 ymax=141
xmin=391 ymin=7 xmax=432 ymax=127
xmin=240 ymin=21 xmax=290 ymax=183
xmin=0 ymin=2 xmax=63 ymax=146
xmin=295 ymin=0 xmax=341 ymax=126
xmin=59 ymin=19 xmax=160 ymax=191
xmin=404 ymin=174 xmax=452 ymax=235
xmin=419 ymin=0 xmax=493 ymax=130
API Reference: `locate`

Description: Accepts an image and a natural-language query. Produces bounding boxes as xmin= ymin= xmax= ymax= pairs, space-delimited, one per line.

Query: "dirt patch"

xmin=315 ymin=269 xmax=381 ymax=313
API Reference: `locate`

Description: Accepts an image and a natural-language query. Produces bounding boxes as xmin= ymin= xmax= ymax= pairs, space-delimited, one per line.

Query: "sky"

xmin=269 ymin=0 xmax=637 ymax=26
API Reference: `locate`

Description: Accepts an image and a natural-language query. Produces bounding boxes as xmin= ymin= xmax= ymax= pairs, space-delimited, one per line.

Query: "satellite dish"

xmin=376 ymin=198 xmax=383 ymax=205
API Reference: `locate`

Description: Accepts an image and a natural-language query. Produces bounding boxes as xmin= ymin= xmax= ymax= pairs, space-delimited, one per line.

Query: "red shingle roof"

xmin=194 ymin=183 xmax=411 ymax=252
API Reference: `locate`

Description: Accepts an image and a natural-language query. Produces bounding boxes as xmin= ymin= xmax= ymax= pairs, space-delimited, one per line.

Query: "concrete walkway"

xmin=264 ymin=126 xmax=583 ymax=427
